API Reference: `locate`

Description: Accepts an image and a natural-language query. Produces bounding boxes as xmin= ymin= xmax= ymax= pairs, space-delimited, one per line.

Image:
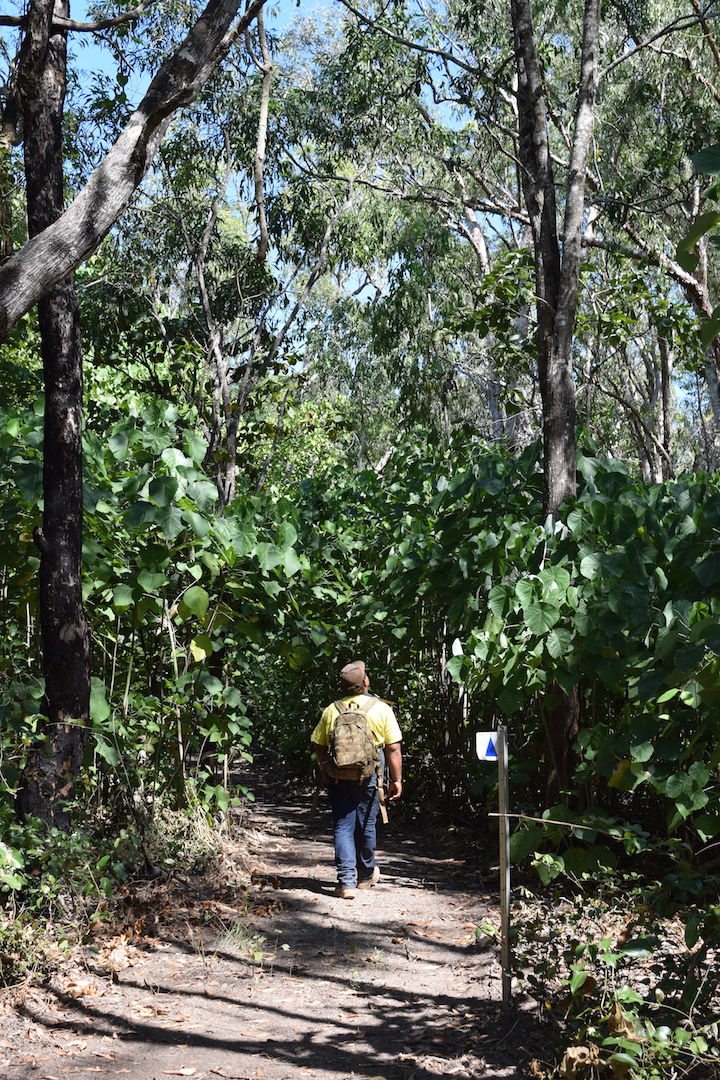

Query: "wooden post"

xmin=497 ymin=725 xmax=512 ymax=1007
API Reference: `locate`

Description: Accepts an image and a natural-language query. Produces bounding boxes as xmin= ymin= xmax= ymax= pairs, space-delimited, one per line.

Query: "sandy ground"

xmin=1 ymin=784 xmax=547 ymax=1080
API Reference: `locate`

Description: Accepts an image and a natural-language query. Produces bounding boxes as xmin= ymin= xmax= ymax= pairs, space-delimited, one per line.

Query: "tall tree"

xmin=510 ymin=0 xmax=600 ymax=518
xmin=14 ymin=0 xmax=88 ymax=825
xmin=3 ymin=0 xmax=266 ymax=824
xmin=510 ymin=0 xmax=600 ymax=795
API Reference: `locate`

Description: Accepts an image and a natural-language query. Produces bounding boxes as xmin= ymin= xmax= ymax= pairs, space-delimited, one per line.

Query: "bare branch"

xmin=599 ymin=6 xmax=720 ymax=82
xmin=690 ymin=0 xmax=720 ymax=72
xmin=266 ymin=191 xmax=353 ymax=368
xmin=334 ymin=0 xmax=480 ymax=76
xmin=283 ymin=146 xmax=531 ymax=226
xmin=601 ymin=376 xmax=675 ymax=475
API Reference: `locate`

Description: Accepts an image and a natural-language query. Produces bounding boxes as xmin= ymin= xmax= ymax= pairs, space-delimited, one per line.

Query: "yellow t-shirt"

xmin=311 ymin=694 xmax=402 ymax=748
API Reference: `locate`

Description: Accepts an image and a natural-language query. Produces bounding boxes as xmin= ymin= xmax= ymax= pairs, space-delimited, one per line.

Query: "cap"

xmin=339 ymin=660 xmax=367 ymax=693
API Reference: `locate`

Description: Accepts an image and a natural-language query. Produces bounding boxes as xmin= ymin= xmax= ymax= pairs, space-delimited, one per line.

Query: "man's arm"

xmin=312 ymin=741 xmax=328 ymax=781
xmin=385 ymin=741 xmax=402 ymax=801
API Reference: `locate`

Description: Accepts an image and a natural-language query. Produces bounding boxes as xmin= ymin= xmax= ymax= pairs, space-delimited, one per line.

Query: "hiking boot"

xmin=333 ymin=884 xmax=356 ymax=899
xmin=356 ymin=865 xmax=381 ymax=889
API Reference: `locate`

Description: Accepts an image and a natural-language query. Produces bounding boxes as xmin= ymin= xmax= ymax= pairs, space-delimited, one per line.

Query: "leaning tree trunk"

xmin=0 ymin=0 xmax=266 ymax=342
xmin=15 ymin=0 xmax=90 ymax=827
xmin=511 ymin=0 xmax=600 ymax=799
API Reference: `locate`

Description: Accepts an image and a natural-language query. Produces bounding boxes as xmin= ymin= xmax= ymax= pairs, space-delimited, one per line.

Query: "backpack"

xmin=326 ymin=697 xmax=379 ymax=782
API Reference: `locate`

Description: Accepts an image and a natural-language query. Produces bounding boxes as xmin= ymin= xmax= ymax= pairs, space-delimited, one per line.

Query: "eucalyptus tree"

xmin=306 ymin=0 xmax=720 ymax=795
xmin=272 ymin=6 xmax=539 ymax=453
xmin=1 ymin=0 xmax=266 ymax=824
xmin=78 ymin=18 xmax=369 ymax=506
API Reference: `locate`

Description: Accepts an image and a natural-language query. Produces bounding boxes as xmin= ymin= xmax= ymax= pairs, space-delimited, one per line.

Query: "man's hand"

xmin=385 ymin=742 xmax=402 ymax=801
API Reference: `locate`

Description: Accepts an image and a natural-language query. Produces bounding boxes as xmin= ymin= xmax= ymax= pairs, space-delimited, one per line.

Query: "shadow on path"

xmin=13 ymin=772 xmax=546 ymax=1080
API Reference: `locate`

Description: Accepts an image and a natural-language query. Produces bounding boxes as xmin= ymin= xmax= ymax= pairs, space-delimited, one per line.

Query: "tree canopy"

xmin=2 ymin=0 xmax=720 ymax=1074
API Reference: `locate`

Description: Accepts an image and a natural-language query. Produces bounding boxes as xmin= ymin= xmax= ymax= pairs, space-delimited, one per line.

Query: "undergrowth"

xmin=0 ymin=797 xmax=251 ymax=989
xmin=513 ymin=875 xmax=720 ymax=1079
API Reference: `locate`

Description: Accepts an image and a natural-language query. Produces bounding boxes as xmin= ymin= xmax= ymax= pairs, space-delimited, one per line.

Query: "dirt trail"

xmin=5 ymin=782 xmax=545 ymax=1080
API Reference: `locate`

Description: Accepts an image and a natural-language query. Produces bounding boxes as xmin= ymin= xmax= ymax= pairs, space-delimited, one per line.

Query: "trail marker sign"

xmin=476 ymin=731 xmax=498 ymax=760
xmin=475 ymin=726 xmax=511 ymax=1008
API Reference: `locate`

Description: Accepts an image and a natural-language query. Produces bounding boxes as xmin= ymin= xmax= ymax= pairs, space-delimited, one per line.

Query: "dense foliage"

xmin=3 ymin=0 xmax=720 ymax=1073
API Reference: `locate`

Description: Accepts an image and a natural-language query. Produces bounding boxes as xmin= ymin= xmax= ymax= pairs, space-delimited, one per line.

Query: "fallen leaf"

xmin=558 ymin=1044 xmax=601 ymax=1079
xmin=163 ymin=1070 xmax=197 ymax=1077
xmin=64 ymin=981 xmax=98 ymax=1000
xmin=608 ymin=1002 xmax=639 ymax=1040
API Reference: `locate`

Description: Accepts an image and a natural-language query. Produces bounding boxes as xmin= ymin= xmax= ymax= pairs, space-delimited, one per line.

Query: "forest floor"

xmin=0 ymin=772 xmax=551 ymax=1080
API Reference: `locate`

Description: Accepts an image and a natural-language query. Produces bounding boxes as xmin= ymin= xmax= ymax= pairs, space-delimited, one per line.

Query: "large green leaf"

xmin=108 ymin=430 xmax=131 ymax=460
xmin=515 ymin=578 xmax=536 ymax=608
xmin=539 ymin=565 xmax=570 ymax=596
xmin=277 ymin=522 xmax=298 ymax=548
xmin=94 ymin=734 xmax=119 ymax=766
xmin=580 ymin=554 xmax=600 ymax=579
xmin=509 ymin=824 xmax=545 ymax=863
xmin=231 ymin=525 xmax=257 ymax=557
xmin=148 ymin=475 xmax=179 ymax=507
xmin=187 ymin=479 xmax=219 ymax=509
xmin=112 ymin=583 xmax=134 ymax=610
xmin=446 ymin=655 xmax=466 ymax=682
xmin=90 ymin=677 xmax=111 ymax=722
xmin=13 ymin=461 xmax=42 ymax=505
xmin=183 ymin=430 xmax=208 ymax=464
xmin=547 ymin=627 xmax=573 ymax=659
xmin=156 ymin=505 xmax=184 ymax=539
xmin=183 ymin=509 xmax=211 ymax=538
xmin=199 ymin=672 xmax=223 ymax=695
xmin=691 ymin=144 xmax=720 ymax=174
xmin=137 ymin=570 xmax=167 ymax=593
xmin=256 ymin=542 xmax=283 ymax=571
xmin=676 ymin=212 xmax=720 ymax=273
xmin=127 ymin=500 xmax=159 ymax=527
xmin=524 ymin=600 xmax=560 ymax=634
xmin=488 ymin=583 xmax=513 ymax=618
xmin=182 ymin=585 xmax=210 ymax=618
xmin=283 ymin=547 xmax=302 ymax=576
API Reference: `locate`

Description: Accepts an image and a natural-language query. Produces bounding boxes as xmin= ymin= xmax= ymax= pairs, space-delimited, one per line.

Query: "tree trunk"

xmin=705 ymin=348 xmax=720 ymax=467
xmin=658 ymin=335 xmax=673 ymax=480
xmin=0 ymin=146 xmax=16 ymax=261
xmin=511 ymin=0 xmax=600 ymax=796
xmin=15 ymin=0 xmax=90 ymax=827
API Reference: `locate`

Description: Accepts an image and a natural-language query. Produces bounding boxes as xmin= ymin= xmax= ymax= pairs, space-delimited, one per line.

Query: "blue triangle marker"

xmin=485 ymin=737 xmax=497 ymax=758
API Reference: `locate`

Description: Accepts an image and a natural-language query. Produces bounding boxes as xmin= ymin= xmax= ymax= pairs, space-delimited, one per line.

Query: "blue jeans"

xmin=327 ymin=779 xmax=380 ymax=888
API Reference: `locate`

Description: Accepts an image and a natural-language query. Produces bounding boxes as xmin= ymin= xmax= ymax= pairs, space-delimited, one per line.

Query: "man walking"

xmin=311 ymin=661 xmax=402 ymax=899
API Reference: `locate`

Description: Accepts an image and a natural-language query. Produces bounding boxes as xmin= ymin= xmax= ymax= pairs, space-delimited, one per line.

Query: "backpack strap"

xmin=333 ymin=696 xmax=378 ymax=715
